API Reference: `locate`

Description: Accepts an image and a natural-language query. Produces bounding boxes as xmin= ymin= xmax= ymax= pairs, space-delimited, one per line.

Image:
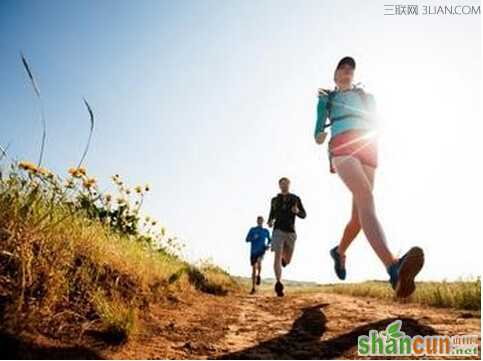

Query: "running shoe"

xmin=330 ymin=246 xmax=346 ymax=280
xmin=275 ymin=281 xmax=284 ymax=297
xmin=387 ymin=247 xmax=424 ymax=298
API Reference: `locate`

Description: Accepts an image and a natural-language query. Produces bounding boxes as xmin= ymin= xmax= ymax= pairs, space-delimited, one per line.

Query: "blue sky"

xmin=1 ymin=0 xmax=481 ymax=282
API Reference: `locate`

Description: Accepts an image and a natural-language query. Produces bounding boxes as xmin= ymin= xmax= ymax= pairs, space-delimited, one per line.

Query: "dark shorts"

xmin=250 ymin=252 xmax=265 ymax=266
xmin=329 ymin=129 xmax=378 ymax=173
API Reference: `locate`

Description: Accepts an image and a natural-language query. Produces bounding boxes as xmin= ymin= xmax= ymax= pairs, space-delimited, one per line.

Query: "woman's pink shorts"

xmin=329 ymin=129 xmax=378 ymax=173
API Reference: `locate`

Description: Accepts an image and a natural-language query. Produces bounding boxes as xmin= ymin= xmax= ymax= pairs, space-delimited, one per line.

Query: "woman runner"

xmin=314 ymin=56 xmax=424 ymax=298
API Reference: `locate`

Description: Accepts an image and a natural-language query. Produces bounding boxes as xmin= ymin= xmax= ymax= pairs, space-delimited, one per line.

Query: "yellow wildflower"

xmin=19 ymin=160 xmax=38 ymax=173
xmin=68 ymin=167 xmax=86 ymax=178
xmin=82 ymin=177 xmax=96 ymax=189
xmin=38 ymin=167 xmax=53 ymax=178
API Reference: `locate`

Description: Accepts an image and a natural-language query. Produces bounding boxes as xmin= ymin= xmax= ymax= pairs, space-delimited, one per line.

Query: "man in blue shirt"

xmin=246 ymin=216 xmax=271 ymax=294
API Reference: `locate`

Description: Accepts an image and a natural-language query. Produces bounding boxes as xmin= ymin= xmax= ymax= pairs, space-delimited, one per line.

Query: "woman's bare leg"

xmin=337 ymin=169 xmax=374 ymax=263
xmin=339 ymin=200 xmax=360 ymax=248
xmin=332 ymin=156 xmax=396 ymax=268
xmin=337 ymin=200 xmax=360 ymax=266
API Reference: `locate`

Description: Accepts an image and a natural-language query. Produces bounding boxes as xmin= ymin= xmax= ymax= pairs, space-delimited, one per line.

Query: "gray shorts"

xmin=271 ymin=229 xmax=297 ymax=253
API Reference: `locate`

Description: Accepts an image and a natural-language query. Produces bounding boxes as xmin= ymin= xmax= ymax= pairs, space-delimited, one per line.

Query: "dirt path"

xmin=105 ymin=291 xmax=480 ymax=360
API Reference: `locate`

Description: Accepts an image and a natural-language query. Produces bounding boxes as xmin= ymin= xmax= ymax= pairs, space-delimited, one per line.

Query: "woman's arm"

xmin=314 ymin=93 xmax=329 ymax=143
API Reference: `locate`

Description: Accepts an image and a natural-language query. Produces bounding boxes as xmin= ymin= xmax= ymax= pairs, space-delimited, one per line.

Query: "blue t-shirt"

xmin=246 ymin=226 xmax=271 ymax=256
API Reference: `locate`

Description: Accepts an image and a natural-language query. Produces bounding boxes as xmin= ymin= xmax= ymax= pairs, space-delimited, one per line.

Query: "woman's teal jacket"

xmin=314 ymin=87 xmax=377 ymax=139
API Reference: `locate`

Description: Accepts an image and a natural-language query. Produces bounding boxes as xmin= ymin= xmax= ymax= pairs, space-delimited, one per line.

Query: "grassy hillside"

xmin=0 ymin=162 xmax=237 ymax=344
xmin=318 ymin=280 xmax=480 ymax=311
xmin=238 ymin=276 xmax=480 ymax=311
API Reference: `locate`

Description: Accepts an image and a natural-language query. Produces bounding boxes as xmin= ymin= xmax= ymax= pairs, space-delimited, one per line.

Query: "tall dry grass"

xmin=0 ymin=52 xmax=238 ymax=344
xmin=0 ymin=164 xmax=236 ymax=342
xmin=20 ymin=52 xmax=46 ymax=166
xmin=2 ymin=52 xmax=236 ymax=341
xmin=319 ymin=280 xmax=480 ymax=311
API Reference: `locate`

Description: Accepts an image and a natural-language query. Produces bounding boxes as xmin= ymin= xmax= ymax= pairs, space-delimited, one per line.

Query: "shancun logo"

xmin=358 ymin=320 xmax=479 ymax=357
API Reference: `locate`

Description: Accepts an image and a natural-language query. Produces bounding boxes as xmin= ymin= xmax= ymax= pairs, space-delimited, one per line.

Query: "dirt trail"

xmin=104 ymin=291 xmax=480 ymax=360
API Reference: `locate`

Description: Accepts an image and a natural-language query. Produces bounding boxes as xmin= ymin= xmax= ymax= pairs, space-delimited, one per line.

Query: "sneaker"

xmin=387 ymin=247 xmax=424 ymax=298
xmin=256 ymin=275 xmax=261 ymax=285
xmin=330 ymin=246 xmax=346 ymax=280
xmin=274 ymin=281 xmax=284 ymax=297
xmin=250 ymin=288 xmax=256 ymax=295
